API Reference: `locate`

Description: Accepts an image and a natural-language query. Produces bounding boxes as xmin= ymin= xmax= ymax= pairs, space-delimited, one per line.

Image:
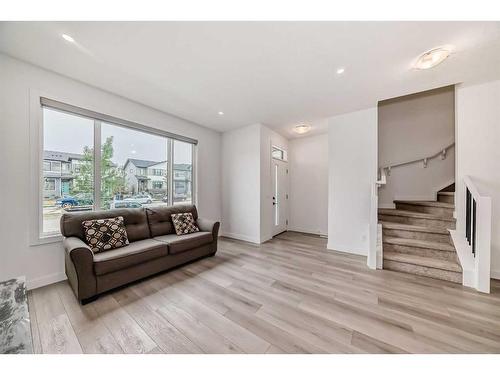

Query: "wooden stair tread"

xmin=378 ymin=209 xmax=456 ymax=222
xmin=383 ymin=251 xmax=462 ymax=272
xmin=393 ymin=200 xmax=454 ymax=209
xmin=379 ymin=221 xmax=450 ymax=235
xmin=383 ymin=236 xmax=455 ymax=252
xmin=438 ymin=191 xmax=454 ymax=196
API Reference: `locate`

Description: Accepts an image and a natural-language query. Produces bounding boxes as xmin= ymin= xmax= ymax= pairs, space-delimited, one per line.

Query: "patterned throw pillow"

xmin=82 ymin=216 xmax=129 ymax=253
xmin=171 ymin=213 xmax=200 ymax=235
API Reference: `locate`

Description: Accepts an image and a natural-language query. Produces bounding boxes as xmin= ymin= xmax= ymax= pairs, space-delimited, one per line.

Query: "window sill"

xmin=30 ymin=234 xmax=63 ymax=247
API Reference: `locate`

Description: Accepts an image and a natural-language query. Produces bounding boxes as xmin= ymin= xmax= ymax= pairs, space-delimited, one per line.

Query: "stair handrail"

xmin=379 ymin=141 xmax=455 ymax=178
xmin=463 ymin=175 xmax=492 ymax=293
xmin=375 ymin=167 xmax=387 ymax=186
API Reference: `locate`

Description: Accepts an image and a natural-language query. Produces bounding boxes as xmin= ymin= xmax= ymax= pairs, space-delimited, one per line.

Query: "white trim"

xmin=327 ymin=241 xmax=367 ymax=256
xmin=450 ymin=229 xmax=475 ymax=288
xmin=287 ymin=227 xmax=328 ymax=237
xmin=29 ymin=88 xmax=51 ymax=246
xmin=26 ymin=272 xmax=67 ymax=290
xmin=491 ymin=270 xmax=500 ymax=280
xmin=271 ymin=144 xmax=288 ymax=162
xmin=378 ymin=203 xmax=396 ymax=209
xmin=93 ymin=120 xmax=102 ymax=210
xmin=221 ymin=232 xmax=262 ymax=244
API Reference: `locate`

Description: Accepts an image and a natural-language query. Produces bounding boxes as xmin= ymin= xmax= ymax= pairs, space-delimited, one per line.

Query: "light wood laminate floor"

xmin=28 ymin=232 xmax=500 ymax=354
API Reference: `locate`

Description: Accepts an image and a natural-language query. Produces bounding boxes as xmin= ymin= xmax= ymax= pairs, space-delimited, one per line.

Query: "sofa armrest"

xmin=197 ymin=218 xmax=220 ymax=238
xmin=63 ymin=237 xmax=97 ymax=301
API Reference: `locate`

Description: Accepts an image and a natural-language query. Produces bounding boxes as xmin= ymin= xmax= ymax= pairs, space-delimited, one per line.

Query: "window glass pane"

xmin=100 ymin=123 xmax=169 ymax=210
xmin=272 ymin=148 xmax=283 ymax=160
xmin=173 ymin=140 xmax=193 ymax=204
xmin=42 ymin=108 xmax=94 ymax=235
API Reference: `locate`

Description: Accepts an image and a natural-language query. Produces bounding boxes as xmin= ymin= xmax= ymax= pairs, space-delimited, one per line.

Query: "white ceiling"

xmin=1 ymin=21 xmax=500 ymax=138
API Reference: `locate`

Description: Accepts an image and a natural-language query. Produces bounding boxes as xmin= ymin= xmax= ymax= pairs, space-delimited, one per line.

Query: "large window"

xmin=42 ymin=108 xmax=94 ymax=235
xmin=173 ymin=140 xmax=193 ymax=204
xmin=40 ymin=101 xmax=197 ymax=238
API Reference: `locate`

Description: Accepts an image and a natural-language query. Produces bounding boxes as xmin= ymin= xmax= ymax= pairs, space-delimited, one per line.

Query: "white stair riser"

xmin=384 ymin=243 xmax=458 ymax=262
xmin=383 ymin=260 xmax=462 ymax=283
xmin=395 ymin=203 xmax=454 ymax=218
xmin=378 ymin=214 xmax=456 ymax=229
xmin=383 ymin=228 xmax=452 ymax=244
xmin=437 ymin=195 xmax=454 ymax=204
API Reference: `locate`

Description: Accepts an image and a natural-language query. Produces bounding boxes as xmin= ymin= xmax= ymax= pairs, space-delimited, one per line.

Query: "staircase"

xmin=378 ymin=190 xmax=462 ymax=283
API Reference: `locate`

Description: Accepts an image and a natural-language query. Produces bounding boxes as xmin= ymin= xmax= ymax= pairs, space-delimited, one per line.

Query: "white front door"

xmin=272 ymin=159 xmax=288 ymax=236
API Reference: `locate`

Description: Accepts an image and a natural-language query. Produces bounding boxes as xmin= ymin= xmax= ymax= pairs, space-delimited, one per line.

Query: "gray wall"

xmin=378 ymin=86 xmax=455 ymax=207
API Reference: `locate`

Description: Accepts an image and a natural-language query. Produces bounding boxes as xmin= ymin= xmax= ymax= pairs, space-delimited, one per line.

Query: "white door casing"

xmin=272 ymin=159 xmax=288 ymax=236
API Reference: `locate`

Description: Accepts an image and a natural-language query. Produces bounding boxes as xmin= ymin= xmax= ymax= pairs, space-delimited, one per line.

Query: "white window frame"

xmin=271 ymin=145 xmax=288 ymax=161
xmin=29 ymin=92 xmax=198 ymax=245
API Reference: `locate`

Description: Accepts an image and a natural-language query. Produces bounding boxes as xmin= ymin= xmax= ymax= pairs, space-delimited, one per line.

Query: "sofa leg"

xmin=81 ymin=295 xmax=99 ymax=305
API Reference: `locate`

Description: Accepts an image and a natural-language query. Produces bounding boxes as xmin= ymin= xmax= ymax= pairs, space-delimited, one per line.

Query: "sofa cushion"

xmin=171 ymin=212 xmax=200 ymax=235
xmin=82 ymin=216 xmax=129 ymax=253
xmin=154 ymin=232 xmax=213 ymax=254
xmin=146 ymin=204 xmax=198 ymax=237
xmin=61 ymin=208 xmax=151 ymax=243
xmin=93 ymin=238 xmax=168 ymax=275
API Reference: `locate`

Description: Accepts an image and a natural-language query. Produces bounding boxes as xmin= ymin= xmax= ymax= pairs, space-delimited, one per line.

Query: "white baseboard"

xmin=287 ymin=227 xmax=328 ymax=237
xmin=491 ymin=270 xmax=500 ymax=280
xmin=27 ymin=272 xmax=66 ymax=290
xmin=220 ymin=232 xmax=261 ymax=244
xmin=378 ymin=203 xmax=395 ymax=209
xmin=327 ymin=241 xmax=367 ymax=256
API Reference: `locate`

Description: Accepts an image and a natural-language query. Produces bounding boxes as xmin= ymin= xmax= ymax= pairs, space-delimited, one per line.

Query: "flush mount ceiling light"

xmin=414 ymin=46 xmax=452 ymax=70
xmin=218 ymin=111 xmax=224 ymax=115
xmin=293 ymin=124 xmax=311 ymax=134
xmin=336 ymin=67 xmax=345 ymax=74
xmin=62 ymin=34 xmax=75 ymax=43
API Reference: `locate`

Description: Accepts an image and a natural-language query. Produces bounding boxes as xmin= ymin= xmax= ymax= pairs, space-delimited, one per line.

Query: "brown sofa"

xmin=60 ymin=204 xmax=219 ymax=304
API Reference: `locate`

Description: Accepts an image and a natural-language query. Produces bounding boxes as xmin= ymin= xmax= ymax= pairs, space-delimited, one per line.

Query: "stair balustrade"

xmin=463 ymin=175 xmax=492 ymax=293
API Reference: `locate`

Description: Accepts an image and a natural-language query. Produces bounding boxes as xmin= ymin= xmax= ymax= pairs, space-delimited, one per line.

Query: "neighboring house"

xmin=124 ymin=158 xmax=167 ymax=194
xmin=173 ymin=163 xmax=192 ymax=201
xmin=43 ymin=150 xmax=84 ymax=199
xmin=123 ymin=158 xmax=192 ymax=199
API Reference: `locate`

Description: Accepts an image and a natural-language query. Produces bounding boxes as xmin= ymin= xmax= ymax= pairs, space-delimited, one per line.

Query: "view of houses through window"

xmin=42 ymin=107 xmax=194 ymax=236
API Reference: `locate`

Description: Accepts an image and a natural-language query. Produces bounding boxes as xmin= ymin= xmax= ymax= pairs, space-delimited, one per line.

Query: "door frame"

xmin=271 ymin=147 xmax=289 ymax=237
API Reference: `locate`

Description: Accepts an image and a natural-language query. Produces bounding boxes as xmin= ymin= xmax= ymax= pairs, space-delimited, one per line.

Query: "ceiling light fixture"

xmin=218 ymin=111 xmax=224 ymax=115
xmin=62 ymin=34 xmax=75 ymax=43
xmin=336 ymin=67 xmax=345 ymax=74
xmin=293 ymin=124 xmax=311 ymax=134
xmin=414 ymin=46 xmax=452 ymax=70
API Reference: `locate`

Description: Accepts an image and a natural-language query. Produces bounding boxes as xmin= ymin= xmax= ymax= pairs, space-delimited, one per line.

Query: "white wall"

xmin=455 ymin=80 xmax=500 ymax=278
xmin=378 ymin=86 xmax=455 ymax=207
xmin=260 ymin=126 xmax=289 ymax=243
xmin=0 ymin=53 xmax=222 ymax=289
xmin=221 ymin=123 xmax=289 ymax=244
xmin=328 ymin=108 xmax=377 ymax=255
xmin=289 ymin=134 xmax=328 ymax=236
xmin=221 ymin=124 xmax=262 ymax=243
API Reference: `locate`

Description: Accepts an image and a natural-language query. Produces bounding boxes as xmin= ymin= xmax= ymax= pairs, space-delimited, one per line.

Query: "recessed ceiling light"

xmin=62 ymin=34 xmax=75 ymax=43
xmin=293 ymin=124 xmax=311 ymax=134
xmin=336 ymin=67 xmax=345 ymax=74
xmin=414 ymin=46 xmax=452 ymax=70
xmin=218 ymin=111 xmax=224 ymax=115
